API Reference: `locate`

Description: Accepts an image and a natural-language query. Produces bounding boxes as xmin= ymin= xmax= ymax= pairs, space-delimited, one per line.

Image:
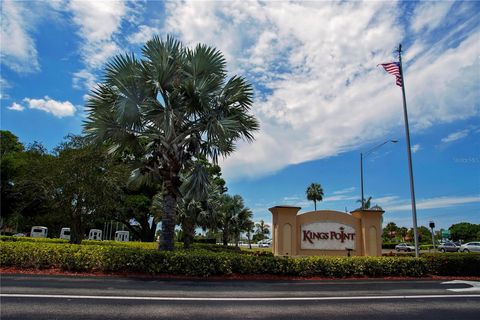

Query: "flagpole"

xmin=398 ymin=44 xmax=420 ymax=258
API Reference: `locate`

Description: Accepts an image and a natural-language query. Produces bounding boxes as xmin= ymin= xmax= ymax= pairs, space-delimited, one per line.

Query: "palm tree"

xmin=306 ymin=183 xmax=324 ymax=211
xmin=84 ymin=36 xmax=259 ymax=251
xmin=357 ymin=196 xmax=372 ymax=209
xmin=255 ymin=219 xmax=270 ymax=240
xmin=177 ymin=197 xmax=203 ymax=249
xmin=245 ymin=220 xmax=255 ymax=249
xmin=216 ymin=194 xmax=252 ymax=246
xmin=231 ymin=206 xmax=253 ymax=248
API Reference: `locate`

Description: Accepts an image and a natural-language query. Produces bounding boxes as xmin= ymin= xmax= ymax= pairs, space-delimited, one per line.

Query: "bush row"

xmin=2 ymin=241 xmax=478 ymax=277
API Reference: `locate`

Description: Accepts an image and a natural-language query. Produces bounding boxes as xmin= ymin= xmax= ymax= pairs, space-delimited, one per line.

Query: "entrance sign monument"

xmin=270 ymin=206 xmax=384 ymax=257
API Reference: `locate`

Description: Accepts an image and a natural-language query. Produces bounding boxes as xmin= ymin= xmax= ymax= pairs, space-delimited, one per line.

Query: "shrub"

xmin=1 ymin=236 xmax=68 ymax=244
xmin=1 ymin=240 xmax=478 ymax=277
xmin=422 ymin=253 xmax=480 ymax=276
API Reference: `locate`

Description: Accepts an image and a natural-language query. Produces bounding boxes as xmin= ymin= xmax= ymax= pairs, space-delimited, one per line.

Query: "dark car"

xmin=437 ymin=242 xmax=459 ymax=253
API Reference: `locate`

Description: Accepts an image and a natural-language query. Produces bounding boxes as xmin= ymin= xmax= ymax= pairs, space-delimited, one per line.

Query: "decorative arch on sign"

xmin=282 ymin=223 xmax=292 ymax=256
xmin=368 ymin=226 xmax=377 ymax=256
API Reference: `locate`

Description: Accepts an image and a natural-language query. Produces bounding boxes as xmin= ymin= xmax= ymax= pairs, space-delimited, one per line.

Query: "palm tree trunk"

xmin=314 ymin=200 xmax=317 ymax=211
xmin=222 ymin=229 xmax=229 ymax=246
xmin=182 ymin=218 xmax=195 ymax=249
xmin=159 ymin=193 xmax=177 ymax=251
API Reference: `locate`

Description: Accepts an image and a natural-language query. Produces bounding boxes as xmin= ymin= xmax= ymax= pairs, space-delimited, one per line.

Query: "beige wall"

xmin=269 ymin=206 xmax=384 ymax=257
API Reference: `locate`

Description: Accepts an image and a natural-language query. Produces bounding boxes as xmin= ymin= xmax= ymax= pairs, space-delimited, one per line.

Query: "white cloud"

xmin=324 ymin=195 xmax=358 ymax=202
xmin=67 ymin=0 xmax=131 ymax=89
xmin=441 ymin=130 xmax=469 ymax=144
xmin=411 ymin=144 xmax=421 ymax=153
xmin=22 ymin=96 xmax=76 ymax=118
xmin=410 ymin=1 xmax=454 ymax=33
xmin=8 ymin=102 xmax=25 ymax=111
xmin=72 ymin=69 xmax=97 ymax=90
xmin=387 ymin=195 xmax=480 ymax=212
xmin=69 ymin=0 xmax=126 ymax=43
xmin=332 ymin=187 xmax=356 ymax=195
xmin=0 ymin=0 xmax=40 ymax=72
xmin=0 ymin=77 xmax=11 ymax=100
xmin=158 ymin=2 xmax=479 ymax=180
xmin=127 ymin=25 xmax=161 ymax=44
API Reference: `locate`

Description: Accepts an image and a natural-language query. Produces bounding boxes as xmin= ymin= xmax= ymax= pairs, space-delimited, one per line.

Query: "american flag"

xmin=379 ymin=62 xmax=402 ymax=87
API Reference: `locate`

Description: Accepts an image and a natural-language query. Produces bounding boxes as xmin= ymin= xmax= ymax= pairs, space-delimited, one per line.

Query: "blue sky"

xmin=1 ymin=1 xmax=479 ymax=231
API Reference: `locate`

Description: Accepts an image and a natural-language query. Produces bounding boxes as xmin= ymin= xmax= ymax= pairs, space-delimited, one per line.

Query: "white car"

xmin=395 ymin=243 xmax=416 ymax=252
xmin=459 ymin=242 xmax=480 ymax=253
xmin=258 ymin=239 xmax=272 ymax=248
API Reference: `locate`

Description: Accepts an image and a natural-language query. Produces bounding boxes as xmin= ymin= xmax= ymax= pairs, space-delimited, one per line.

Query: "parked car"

xmin=258 ymin=239 xmax=272 ymax=248
xmin=13 ymin=233 xmax=26 ymax=237
xmin=395 ymin=243 xmax=416 ymax=252
xmin=437 ymin=242 xmax=459 ymax=253
xmin=459 ymin=242 xmax=480 ymax=253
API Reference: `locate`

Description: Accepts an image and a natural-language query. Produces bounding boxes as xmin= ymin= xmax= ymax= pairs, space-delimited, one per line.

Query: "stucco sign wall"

xmin=270 ymin=206 xmax=384 ymax=257
xmin=301 ymin=222 xmax=356 ymax=250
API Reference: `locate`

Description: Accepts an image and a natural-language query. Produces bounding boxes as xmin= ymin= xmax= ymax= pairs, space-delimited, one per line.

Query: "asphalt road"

xmin=1 ymin=275 xmax=479 ymax=320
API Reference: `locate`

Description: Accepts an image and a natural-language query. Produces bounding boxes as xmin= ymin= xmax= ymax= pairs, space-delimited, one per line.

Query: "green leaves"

xmin=306 ymin=183 xmax=324 ymax=210
xmin=83 ymin=35 xmax=259 ymax=251
xmin=5 ymin=238 xmax=479 ymax=277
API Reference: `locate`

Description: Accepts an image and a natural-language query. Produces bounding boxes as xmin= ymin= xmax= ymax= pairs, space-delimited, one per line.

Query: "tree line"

xmin=382 ymin=221 xmax=480 ymax=243
xmin=0 ymin=130 xmax=272 ymax=247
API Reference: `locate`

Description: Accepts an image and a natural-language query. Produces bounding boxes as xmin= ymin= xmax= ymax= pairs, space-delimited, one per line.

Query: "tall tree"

xmin=52 ymin=136 xmax=128 ymax=244
xmin=177 ymin=198 xmax=201 ymax=249
xmin=1 ymin=138 xmax=57 ymax=233
xmin=0 ymin=130 xmax=24 ymax=156
xmin=1 ymin=131 xmax=25 ymax=228
xmin=216 ymin=194 xmax=252 ymax=246
xmin=306 ymin=183 xmax=324 ymax=211
xmin=115 ymin=192 xmax=160 ymax=242
xmin=84 ymin=36 xmax=259 ymax=251
xmin=449 ymin=222 xmax=480 ymax=243
xmin=398 ymin=227 xmax=408 ymax=241
xmin=382 ymin=222 xmax=398 ymax=240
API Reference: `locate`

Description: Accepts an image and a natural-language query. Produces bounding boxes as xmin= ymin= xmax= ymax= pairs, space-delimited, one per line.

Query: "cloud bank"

xmin=157 ymin=1 xmax=480 ymax=180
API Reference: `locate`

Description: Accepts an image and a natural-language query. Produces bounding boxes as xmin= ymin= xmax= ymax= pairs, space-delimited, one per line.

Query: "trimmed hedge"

xmin=423 ymin=253 xmax=480 ymax=276
xmin=2 ymin=241 xmax=478 ymax=277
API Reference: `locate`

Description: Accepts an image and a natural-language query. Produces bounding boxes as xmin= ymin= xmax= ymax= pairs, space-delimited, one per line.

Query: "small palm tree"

xmin=255 ymin=220 xmax=270 ymax=240
xmin=357 ymin=196 xmax=372 ymax=209
xmin=306 ymin=183 xmax=324 ymax=211
xmin=216 ymin=194 xmax=252 ymax=246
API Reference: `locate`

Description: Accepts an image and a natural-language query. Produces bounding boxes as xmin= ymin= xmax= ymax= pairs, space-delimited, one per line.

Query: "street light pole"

xmin=360 ymin=153 xmax=364 ymax=209
xmin=360 ymin=140 xmax=398 ymax=209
